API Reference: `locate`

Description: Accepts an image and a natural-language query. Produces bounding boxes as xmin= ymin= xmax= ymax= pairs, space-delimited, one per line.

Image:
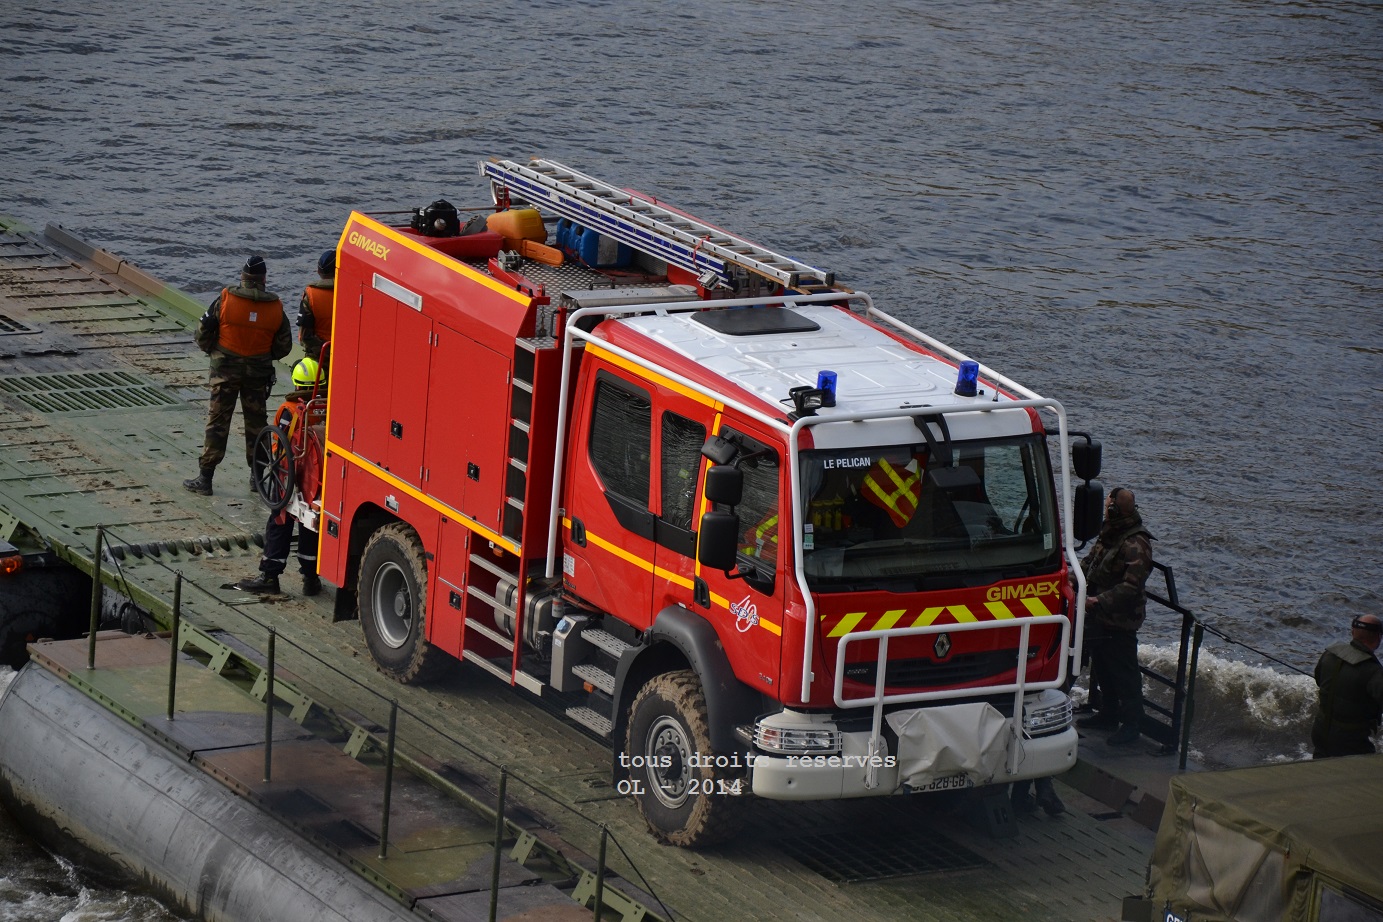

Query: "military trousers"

xmin=198 ymin=374 xmax=272 ymax=471
xmin=1089 ymin=629 xmax=1144 ymax=728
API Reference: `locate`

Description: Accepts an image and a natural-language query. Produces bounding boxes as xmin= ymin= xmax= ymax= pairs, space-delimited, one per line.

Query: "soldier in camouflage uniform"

xmin=1311 ymin=614 xmax=1383 ymax=758
xmin=1077 ymin=487 xmax=1154 ymax=746
xmin=182 ymin=255 xmax=292 ymax=496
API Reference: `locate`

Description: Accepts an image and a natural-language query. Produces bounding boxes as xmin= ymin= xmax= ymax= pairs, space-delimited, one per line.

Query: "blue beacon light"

xmin=816 ymin=370 xmax=837 ymax=407
xmin=954 ymin=360 xmax=980 ymax=397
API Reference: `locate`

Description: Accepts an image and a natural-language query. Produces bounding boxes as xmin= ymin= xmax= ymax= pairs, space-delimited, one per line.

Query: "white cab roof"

xmin=614 ymin=304 xmax=1035 ymax=448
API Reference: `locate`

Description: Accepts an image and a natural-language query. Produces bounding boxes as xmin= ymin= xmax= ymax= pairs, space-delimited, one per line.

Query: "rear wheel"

xmin=358 ymin=523 xmax=447 ymax=684
xmin=624 ymin=669 xmax=747 ymax=847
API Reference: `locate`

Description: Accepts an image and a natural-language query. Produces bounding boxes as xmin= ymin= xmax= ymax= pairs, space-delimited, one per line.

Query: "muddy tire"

xmin=358 ymin=523 xmax=447 ymax=684
xmin=624 ymin=669 xmax=747 ymax=847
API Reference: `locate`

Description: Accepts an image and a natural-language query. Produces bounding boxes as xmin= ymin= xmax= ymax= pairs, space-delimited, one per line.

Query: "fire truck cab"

xmin=315 ymin=159 xmax=1101 ymax=846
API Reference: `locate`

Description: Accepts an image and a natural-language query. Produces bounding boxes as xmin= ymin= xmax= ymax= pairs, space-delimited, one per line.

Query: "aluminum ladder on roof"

xmin=478 ymin=158 xmax=836 ymax=291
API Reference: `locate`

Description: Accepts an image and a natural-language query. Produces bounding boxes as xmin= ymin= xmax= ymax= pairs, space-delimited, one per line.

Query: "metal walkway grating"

xmin=0 ymin=370 xmax=183 ymax=413
xmin=0 ymin=313 xmax=37 ymax=335
xmin=778 ymin=825 xmax=991 ymax=883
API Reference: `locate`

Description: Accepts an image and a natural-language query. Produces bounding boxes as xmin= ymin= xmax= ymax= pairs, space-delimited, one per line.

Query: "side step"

xmin=583 ymin=628 xmax=633 ymax=659
xmin=565 ymin=706 xmax=613 ymax=737
xmin=460 ymin=650 xmax=544 ymax=695
xmin=571 ymin=663 xmax=614 ymax=695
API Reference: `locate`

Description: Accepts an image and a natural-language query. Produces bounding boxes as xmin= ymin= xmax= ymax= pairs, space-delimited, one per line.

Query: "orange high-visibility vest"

xmin=861 ymin=458 xmax=921 ymax=527
xmin=217 ymin=288 xmax=284 ymax=357
xmin=302 ymin=282 xmax=334 ymax=345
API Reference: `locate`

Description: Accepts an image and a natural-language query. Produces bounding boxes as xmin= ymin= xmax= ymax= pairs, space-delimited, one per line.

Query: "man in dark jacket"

xmin=1312 ymin=614 xmax=1383 ymax=758
xmin=183 ymin=256 xmax=293 ymax=496
xmin=1077 ymin=487 xmax=1154 ymax=746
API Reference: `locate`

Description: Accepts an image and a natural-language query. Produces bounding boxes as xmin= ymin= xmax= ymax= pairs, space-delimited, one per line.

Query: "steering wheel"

xmin=251 ymin=425 xmax=294 ymax=512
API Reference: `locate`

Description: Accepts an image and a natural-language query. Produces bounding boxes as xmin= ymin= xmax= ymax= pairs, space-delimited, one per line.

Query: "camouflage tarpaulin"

xmin=1148 ymin=756 xmax=1383 ymax=921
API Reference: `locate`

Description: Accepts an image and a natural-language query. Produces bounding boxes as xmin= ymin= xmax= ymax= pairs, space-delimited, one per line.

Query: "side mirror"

xmin=703 ymin=464 xmax=743 ymax=506
xmin=1072 ymin=438 xmax=1102 ymax=482
xmin=697 ymin=509 xmax=741 ymax=572
xmin=1073 ymin=480 xmax=1104 ymax=542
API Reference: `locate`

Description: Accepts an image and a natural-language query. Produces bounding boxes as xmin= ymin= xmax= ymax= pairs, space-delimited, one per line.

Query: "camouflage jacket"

xmin=1080 ymin=513 xmax=1154 ymax=632
xmin=1314 ymin=640 xmax=1383 ymax=736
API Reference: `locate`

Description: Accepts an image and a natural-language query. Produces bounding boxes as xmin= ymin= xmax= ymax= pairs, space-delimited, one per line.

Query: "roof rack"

xmin=480 ymin=158 xmax=836 ymax=291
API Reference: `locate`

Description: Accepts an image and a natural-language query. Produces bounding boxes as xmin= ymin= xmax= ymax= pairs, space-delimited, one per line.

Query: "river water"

xmin=1 ymin=0 xmax=1380 ymax=916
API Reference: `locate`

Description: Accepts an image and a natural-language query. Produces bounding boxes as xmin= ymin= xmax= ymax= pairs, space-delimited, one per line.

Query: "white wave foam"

xmin=1137 ymin=643 xmax=1378 ymax=767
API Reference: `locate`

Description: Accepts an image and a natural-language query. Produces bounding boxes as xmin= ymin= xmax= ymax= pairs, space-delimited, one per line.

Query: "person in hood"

xmin=1076 ymin=487 xmax=1154 ymax=746
xmin=183 ymin=255 xmax=292 ymax=496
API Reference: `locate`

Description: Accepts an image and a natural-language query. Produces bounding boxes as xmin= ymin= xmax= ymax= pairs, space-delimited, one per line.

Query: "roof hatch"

xmin=691 ymin=307 xmax=820 ymax=336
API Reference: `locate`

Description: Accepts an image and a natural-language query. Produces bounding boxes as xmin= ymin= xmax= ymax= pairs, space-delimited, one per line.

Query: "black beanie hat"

xmin=317 ymin=250 xmax=335 ymax=275
xmin=243 ymin=255 xmax=267 ymax=278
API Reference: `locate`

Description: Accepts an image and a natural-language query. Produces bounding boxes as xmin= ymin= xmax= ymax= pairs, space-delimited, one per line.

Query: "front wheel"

xmin=358 ymin=523 xmax=447 ymax=684
xmin=623 ymin=670 xmax=747 ymax=847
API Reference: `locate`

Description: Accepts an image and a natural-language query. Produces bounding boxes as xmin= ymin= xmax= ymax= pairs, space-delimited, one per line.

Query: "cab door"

xmin=692 ymin=421 xmax=785 ymax=695
xmin=561 ymin=366 xmax=656 ymax=626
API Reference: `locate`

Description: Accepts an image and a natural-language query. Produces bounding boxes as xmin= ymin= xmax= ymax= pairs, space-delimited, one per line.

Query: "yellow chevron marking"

xmin=828 ymin=612 xmax=868 ymax=638
xmin=1022 ymin=597 xmax=1055 ymax=617
xmin=985 ymin=601 xmax=1016 ymax=619
xmin=910 ymin=607 xmax=946 ymax=627
xmin=947 ymin=605 xmax=979 ymax=623
xmin=874 ymin=609 xmax=907 ymax=631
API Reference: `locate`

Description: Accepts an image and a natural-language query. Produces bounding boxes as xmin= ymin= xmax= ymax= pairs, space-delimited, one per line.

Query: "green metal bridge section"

xmin=0 ymin=217 xmax=1157 ymax=922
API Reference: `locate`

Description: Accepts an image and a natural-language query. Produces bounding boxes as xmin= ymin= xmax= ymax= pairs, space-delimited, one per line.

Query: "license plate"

xmin=919 ymin=772 xmax=972 ymax=792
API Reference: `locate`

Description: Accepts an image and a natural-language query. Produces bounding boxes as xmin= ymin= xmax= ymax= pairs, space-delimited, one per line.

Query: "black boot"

xmin=1034 ymin=778 xmax=1065 ymax=816
xmin=183 ymin=468 xmax=214 ymax=496
xmin=231 ymin=573 xmax=281 ymax=594
xmin=302 ymin=574 xmax=322 ymax=597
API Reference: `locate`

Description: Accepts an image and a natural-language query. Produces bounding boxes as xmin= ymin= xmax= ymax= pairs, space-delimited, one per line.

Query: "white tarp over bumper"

xmin=887 ymin=701 xmax=1011 ymax=786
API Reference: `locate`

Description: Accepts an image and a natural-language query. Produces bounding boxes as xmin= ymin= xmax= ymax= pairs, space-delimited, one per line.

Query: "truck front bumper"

xmin=748 ymin=703 xmax=1078 ymax=801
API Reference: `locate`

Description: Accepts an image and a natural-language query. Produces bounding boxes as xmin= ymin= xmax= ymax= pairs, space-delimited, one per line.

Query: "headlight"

xmin=754 ymin=725 xmax=842 ymax=755
xmin=1022 ymin=691 xmax=1073 ymax=737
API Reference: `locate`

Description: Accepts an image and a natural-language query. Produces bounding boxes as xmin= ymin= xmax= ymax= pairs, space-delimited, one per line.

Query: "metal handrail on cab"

xmin=789 ymin=394 xmax=1087 ymax=702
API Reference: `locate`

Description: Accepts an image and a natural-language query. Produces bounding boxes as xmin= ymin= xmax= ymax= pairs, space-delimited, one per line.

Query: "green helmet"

xmin=292 ymin=357 xmax=323 ymax=388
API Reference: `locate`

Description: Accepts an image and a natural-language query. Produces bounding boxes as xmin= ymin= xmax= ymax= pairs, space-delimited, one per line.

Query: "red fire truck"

xmin=312 ymin=158 xmax=1104 ymax=846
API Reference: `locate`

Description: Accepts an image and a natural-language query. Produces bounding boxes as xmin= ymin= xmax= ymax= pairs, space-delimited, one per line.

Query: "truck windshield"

xmin=797 ymin=435 xmax=1059 ymax=592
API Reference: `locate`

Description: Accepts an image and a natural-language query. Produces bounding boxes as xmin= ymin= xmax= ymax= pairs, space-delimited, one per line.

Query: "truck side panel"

xmin=430 ymin=516 xmax=471 ymax=658
xmin=352 ymin=288 xmax=432 ymax=483
xmin=423 ymin=326 xmax=512 ymax=535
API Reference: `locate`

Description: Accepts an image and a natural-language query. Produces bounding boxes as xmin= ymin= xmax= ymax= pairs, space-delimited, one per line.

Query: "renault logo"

xmin=934 ymin=632 xmax=952 ymax=659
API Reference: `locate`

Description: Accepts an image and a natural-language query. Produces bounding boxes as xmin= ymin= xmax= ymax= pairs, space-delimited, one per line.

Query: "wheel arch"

xmin=612 ymin=605 xmax=769 ymax=762
xmin=332 ymin=502 xmax=403 ymax=622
